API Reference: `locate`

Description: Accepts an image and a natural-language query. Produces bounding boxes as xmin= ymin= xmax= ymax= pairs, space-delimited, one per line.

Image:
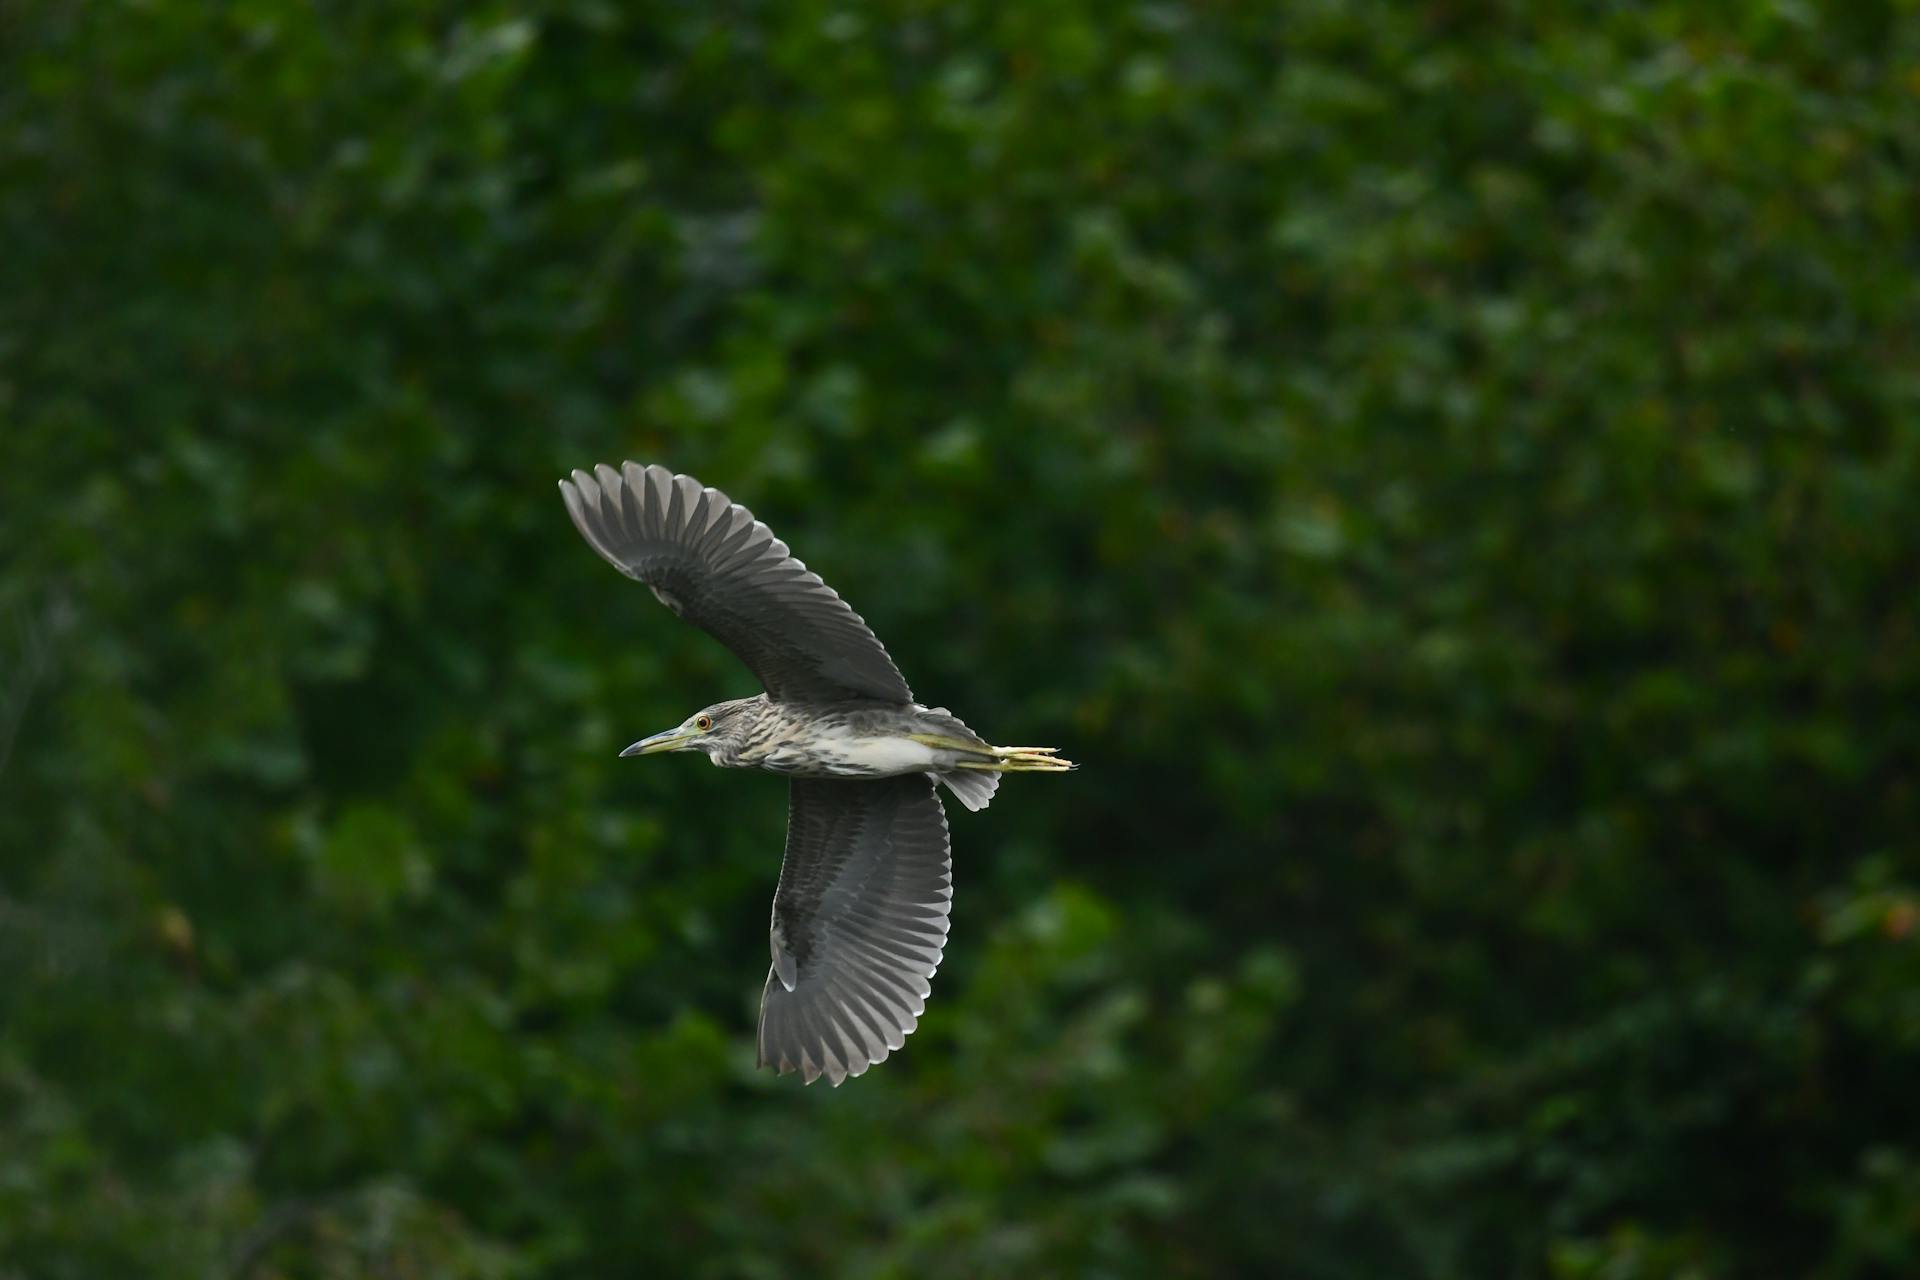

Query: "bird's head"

xmin=620 ymin=696 xmax=759 ymax=765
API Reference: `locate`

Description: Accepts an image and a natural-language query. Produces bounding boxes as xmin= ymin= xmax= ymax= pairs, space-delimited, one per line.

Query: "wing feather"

xmin=559 ymin=462 xmax=913 ymax=704
xmin=757 ymin=775 xmax=952 ymax=1085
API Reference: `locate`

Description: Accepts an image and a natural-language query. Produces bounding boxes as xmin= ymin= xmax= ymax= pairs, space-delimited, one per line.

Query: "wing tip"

xmin=758 ymin=979 xmax=914 ymax=1089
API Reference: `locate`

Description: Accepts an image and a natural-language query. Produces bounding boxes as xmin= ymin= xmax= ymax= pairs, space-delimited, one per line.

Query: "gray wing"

xmin=558 ymin=462 xmax=913 ymax=704
xmin=758 ymin=775 xmax=952 ymax=1086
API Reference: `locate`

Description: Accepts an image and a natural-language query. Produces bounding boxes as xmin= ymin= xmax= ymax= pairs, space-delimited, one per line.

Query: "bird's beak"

xmin=620 ymin=728 xmax=696 ymax=757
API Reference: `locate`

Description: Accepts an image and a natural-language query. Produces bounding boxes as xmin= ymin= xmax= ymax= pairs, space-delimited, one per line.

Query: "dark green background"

xmin=4 ymin=2 xmax=1918 ymax=1276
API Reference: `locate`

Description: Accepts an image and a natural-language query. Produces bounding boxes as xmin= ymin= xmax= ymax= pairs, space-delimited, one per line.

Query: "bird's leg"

xmin=952 ymin=749 xmax=1076 ymax=773
xmin=908 ymin=733 xmax=1076 ymax=772
xmin=907 ymin=733 xmax=988 ymax=752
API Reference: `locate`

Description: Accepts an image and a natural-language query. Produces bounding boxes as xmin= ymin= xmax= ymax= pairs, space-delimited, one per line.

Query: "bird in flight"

xmin=559 ymin=463 xmax=1074 ymax=1085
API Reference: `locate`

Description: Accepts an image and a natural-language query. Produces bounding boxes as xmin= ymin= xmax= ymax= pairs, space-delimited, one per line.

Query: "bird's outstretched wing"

xmin=758 ymin=775 xmax=952 ymax=1085
xmin=559 ymin=462 xmax=913 ymax=704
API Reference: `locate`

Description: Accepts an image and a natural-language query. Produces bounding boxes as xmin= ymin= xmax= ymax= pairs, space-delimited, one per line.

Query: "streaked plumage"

xmin=559 ymin=462 xmax=1073 ymax=1085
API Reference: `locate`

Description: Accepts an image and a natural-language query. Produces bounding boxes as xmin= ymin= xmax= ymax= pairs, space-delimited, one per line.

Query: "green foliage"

xmin=3 ymin=0 xmax=1918 ymax=1274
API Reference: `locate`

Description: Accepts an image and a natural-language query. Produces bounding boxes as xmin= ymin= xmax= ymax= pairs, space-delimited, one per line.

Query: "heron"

xmin=559 ymin=463 xmax=1074 ymax=1085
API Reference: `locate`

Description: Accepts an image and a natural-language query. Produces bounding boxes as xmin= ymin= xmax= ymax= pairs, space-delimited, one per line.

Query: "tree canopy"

xmin=3 ymin=2 xmax=1918 ymax=1276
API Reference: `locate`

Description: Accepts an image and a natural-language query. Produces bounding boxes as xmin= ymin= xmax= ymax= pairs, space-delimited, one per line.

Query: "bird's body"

xmin=730 ymin=700 xmax=963 ymax=779
xmin=628 ymin=692 xmax=1055 ymax=793
xmin=559 ymin=462 xmax=1072 ymax=1086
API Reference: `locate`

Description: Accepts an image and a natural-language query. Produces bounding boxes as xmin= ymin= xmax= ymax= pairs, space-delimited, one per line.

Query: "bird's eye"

xmin=695 ymin=715 xmax=713 ymax=732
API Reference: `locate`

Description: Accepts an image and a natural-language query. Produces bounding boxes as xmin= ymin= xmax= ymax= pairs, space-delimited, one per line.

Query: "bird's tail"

xmin=937 ymin=768 xmax=1000 ymax=812
xmin=909 ymin=734 xmax=1076 ymax=814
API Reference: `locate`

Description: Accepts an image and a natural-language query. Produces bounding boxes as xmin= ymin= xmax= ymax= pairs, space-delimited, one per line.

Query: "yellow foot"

xmin=912 ymin=733 xmax=1076 ymax=771
xmin=956 ymin=747 xmax=1077 ymax=773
